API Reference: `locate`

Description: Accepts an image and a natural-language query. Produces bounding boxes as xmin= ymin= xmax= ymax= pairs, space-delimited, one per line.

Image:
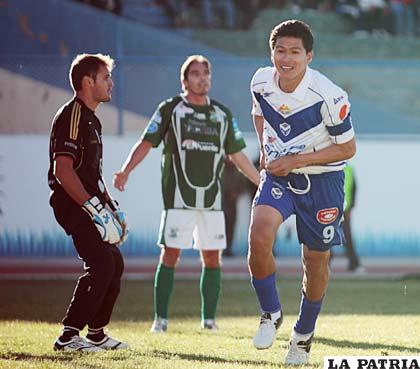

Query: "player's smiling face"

xmin=92 ymin=64 xmax=113 ymax=103
xmin=184 ymin=62 xmax=211 ymax=97
xmin=271 ymin=36 xmax=313 ymax=93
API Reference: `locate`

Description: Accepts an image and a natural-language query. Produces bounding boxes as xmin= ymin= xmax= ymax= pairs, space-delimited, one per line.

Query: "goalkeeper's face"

xmin=92 ymin=65 xmax=114 ymax=103
xmin=183 ymin=62 xmax=211 ymax=97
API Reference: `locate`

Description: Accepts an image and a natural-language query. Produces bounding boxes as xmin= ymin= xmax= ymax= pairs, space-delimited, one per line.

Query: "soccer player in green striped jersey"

xmin=113 ymin=55 xmax=259 ymax=332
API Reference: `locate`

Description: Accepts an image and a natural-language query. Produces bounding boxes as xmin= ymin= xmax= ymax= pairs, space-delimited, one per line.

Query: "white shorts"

xmin=157 ymin=209 xmax=226 ymax=250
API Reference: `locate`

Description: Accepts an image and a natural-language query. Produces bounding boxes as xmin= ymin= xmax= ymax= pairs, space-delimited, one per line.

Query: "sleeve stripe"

xmin=330 ymin=127 xmax=354 ymax=144
xmin=73 ymin=103 xmax=81 ymax=139
xmin=326 ymin=115 xmax=352 ymax=136
xmin=70 ymin=102 xmax=81 ymax=140
xmin=70 ymin=103 xmax=76 ymax=139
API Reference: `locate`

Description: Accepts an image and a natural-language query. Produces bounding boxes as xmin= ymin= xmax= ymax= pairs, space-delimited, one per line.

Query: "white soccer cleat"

xmin=88 ymin=335 xmax=129 ymax=350
xmin=150 ymin=317 xmax=168 ymax=333
xmin=201 ymin=319 xmax=219 ymax=331
xmin=53 ymin=335 xmax=104 ymax=352
xmin=253 ymin=312 xmax=283 ymax=349
xmin=284 ymin=331 xmax=314 ymax=365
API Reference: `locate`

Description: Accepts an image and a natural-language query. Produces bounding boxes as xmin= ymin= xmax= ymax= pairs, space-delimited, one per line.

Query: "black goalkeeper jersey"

xmin=48 ymin=97 xmax=108 ymax=205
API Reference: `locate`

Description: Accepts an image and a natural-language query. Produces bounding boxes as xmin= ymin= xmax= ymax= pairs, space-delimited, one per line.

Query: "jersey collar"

xmin=180 ymin=93 xmax=210 ymax=108
xmin=74 ymin=96 xmax=95 ymax=114
xmin=272 ymin=66 xmax=312 ymax=102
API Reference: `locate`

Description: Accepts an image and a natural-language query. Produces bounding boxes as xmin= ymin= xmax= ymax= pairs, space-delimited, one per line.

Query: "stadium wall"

xmin=0 ymin=68 xmax=149 ymax=134
xmin=2 ymin=0 xmax=420 ymax=258
xmin=1 ymin=134 xmax=420 ymax=257
xmin=2 ymin=0 xmax=420 ymax=135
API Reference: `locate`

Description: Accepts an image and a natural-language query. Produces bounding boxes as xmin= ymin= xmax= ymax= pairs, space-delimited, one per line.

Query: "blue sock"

xmin=294 ymin=292 xmax=323 ymax=334
xmin=251 ymin=273 xmax=281 ymax=313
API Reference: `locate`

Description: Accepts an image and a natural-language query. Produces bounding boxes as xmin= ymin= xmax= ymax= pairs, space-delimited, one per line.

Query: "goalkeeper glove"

xmin=108 ymin=199 xmax=129 ymax=246
xmin=82 ymin=196 xmax=122 ymax=244
xmin=114 ymin=209 xmax=129 ymax=246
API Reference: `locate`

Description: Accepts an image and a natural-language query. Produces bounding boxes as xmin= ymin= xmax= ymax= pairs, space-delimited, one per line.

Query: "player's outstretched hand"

xmin=113 ymin=171 xmax=129 ymax=192
xmin=82 ymin=196 xmax=123 ymax=244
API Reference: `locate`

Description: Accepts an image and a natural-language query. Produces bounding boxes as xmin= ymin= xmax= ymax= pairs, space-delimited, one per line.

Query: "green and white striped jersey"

xmin=142 ymin=94 xmax=246 ymax=210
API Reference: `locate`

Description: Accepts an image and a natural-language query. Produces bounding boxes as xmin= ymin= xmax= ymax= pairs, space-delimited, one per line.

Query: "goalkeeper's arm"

xmin=54 ymin=156 xmax=122 ymax=244
xmin=53 ymin=155 xmax=91 ymax=206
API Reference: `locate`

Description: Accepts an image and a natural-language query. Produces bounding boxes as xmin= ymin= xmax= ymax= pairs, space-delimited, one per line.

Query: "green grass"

xmin=1 ymin=278 xmax=419 ymax=368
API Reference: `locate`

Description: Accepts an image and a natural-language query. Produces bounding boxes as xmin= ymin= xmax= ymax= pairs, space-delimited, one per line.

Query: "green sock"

xmin=200 ymin=267 xmax=221 ymax=320
xmin=154 ymin=263 xmax=174 ymax=319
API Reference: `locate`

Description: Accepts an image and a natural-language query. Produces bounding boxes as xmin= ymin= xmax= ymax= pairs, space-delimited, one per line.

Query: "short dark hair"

xmin=69 ymin=53 xmax=114 ymax=92
xmin=180 ymin=55 xmax=211 ymax=92
xmin=269 ymin=20 xmax=314 ymax=52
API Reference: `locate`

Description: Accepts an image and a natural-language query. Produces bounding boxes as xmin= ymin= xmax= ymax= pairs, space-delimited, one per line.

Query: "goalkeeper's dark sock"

xmin=200 ymin=267 xmax=221 ymax=320
xmin=154 ymin=263 xmax=175 ymax=319
xmin=86 ymin=327 xmax=106 ymax=342
xmin=294 ymin=292 xmax=323 ymax=334
xmin=59 ymin=326 xmax=79 ymax=342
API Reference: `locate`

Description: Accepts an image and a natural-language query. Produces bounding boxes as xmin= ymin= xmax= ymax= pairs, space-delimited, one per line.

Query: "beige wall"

xmin=0 ymin=68 xmax=148 ymax=134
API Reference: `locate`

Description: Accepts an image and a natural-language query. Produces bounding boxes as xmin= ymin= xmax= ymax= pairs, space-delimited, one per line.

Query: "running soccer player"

xmin=113 ymin=55 xmax=259 ymax=332
xmin=48 ymin=53 xmax=129 ymax=352
xmin=248 ymin=20 xmax=356 ymax=365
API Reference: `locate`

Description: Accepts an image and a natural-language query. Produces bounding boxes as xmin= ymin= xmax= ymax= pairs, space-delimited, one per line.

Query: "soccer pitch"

xmin=0 ymin=278 xmax=419 ymax=368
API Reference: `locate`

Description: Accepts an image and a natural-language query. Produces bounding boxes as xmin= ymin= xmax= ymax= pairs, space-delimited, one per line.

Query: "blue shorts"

xmin=253 ymin=170 xmax=345 ymax=251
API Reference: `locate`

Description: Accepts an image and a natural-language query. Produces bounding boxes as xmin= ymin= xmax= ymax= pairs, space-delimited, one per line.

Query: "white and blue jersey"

xmin=251 ymin=66 xmax=355 ymax=250
xmin=251 ymin=66 xmax=354 ymax=175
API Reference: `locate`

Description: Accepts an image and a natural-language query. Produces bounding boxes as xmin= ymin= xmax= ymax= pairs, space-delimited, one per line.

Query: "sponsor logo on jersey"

xmin=264 ymin=144 xmax=306 ymax=160
xmin=280 ymin=122 xmax=291 ymax=136
xmin=339 ymin=104 xmax=348 ymax=121
xmin=316 ymin=207 xmax=339 ymax=224
xmin=193 ymin=113 xmax=206 ymax=120
xmin=209 ymin=111 xmax=218 ymax=123
xmin=215 ymin=234 xmax=225 ymax=240
xmin=168 ymin=227 xmax=178 ymax=238
xmin=271 ymin=187 xmax=283 ymax=199
xmin=64 ymin=141 xmax=78 ymax=150
xmin=334 ymin=95 xmax=344 ymax=104
xmin=181 ymin=139 xmax=219 ymax=152
xmin=186 ymin=122 xmax=219 ymax=136
xmin=147 ymin=122 xmax=159 ymax=134
xmin=278 ymin=104 xmax=291 ymax=114
xmin=232 ymin=118 xmax=243 ymax=140
xmin=285 ymin=144 xmax=305 ymax=155
xmin=150 ymin=110 xmax=162 ymax=124
xmin=265 ymin=145 xmax=281 ymax=160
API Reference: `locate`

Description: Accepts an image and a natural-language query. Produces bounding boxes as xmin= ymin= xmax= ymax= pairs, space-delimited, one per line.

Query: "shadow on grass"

xmin=0 ymin=351 xmax=73 ymax=362
xmin=0 ymin=351 xmax=130 ymax=364
xmin=317 ymin=336 xmax=420 ymax=354
xmin=146 ymin=349 xmax=280 ymax=367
